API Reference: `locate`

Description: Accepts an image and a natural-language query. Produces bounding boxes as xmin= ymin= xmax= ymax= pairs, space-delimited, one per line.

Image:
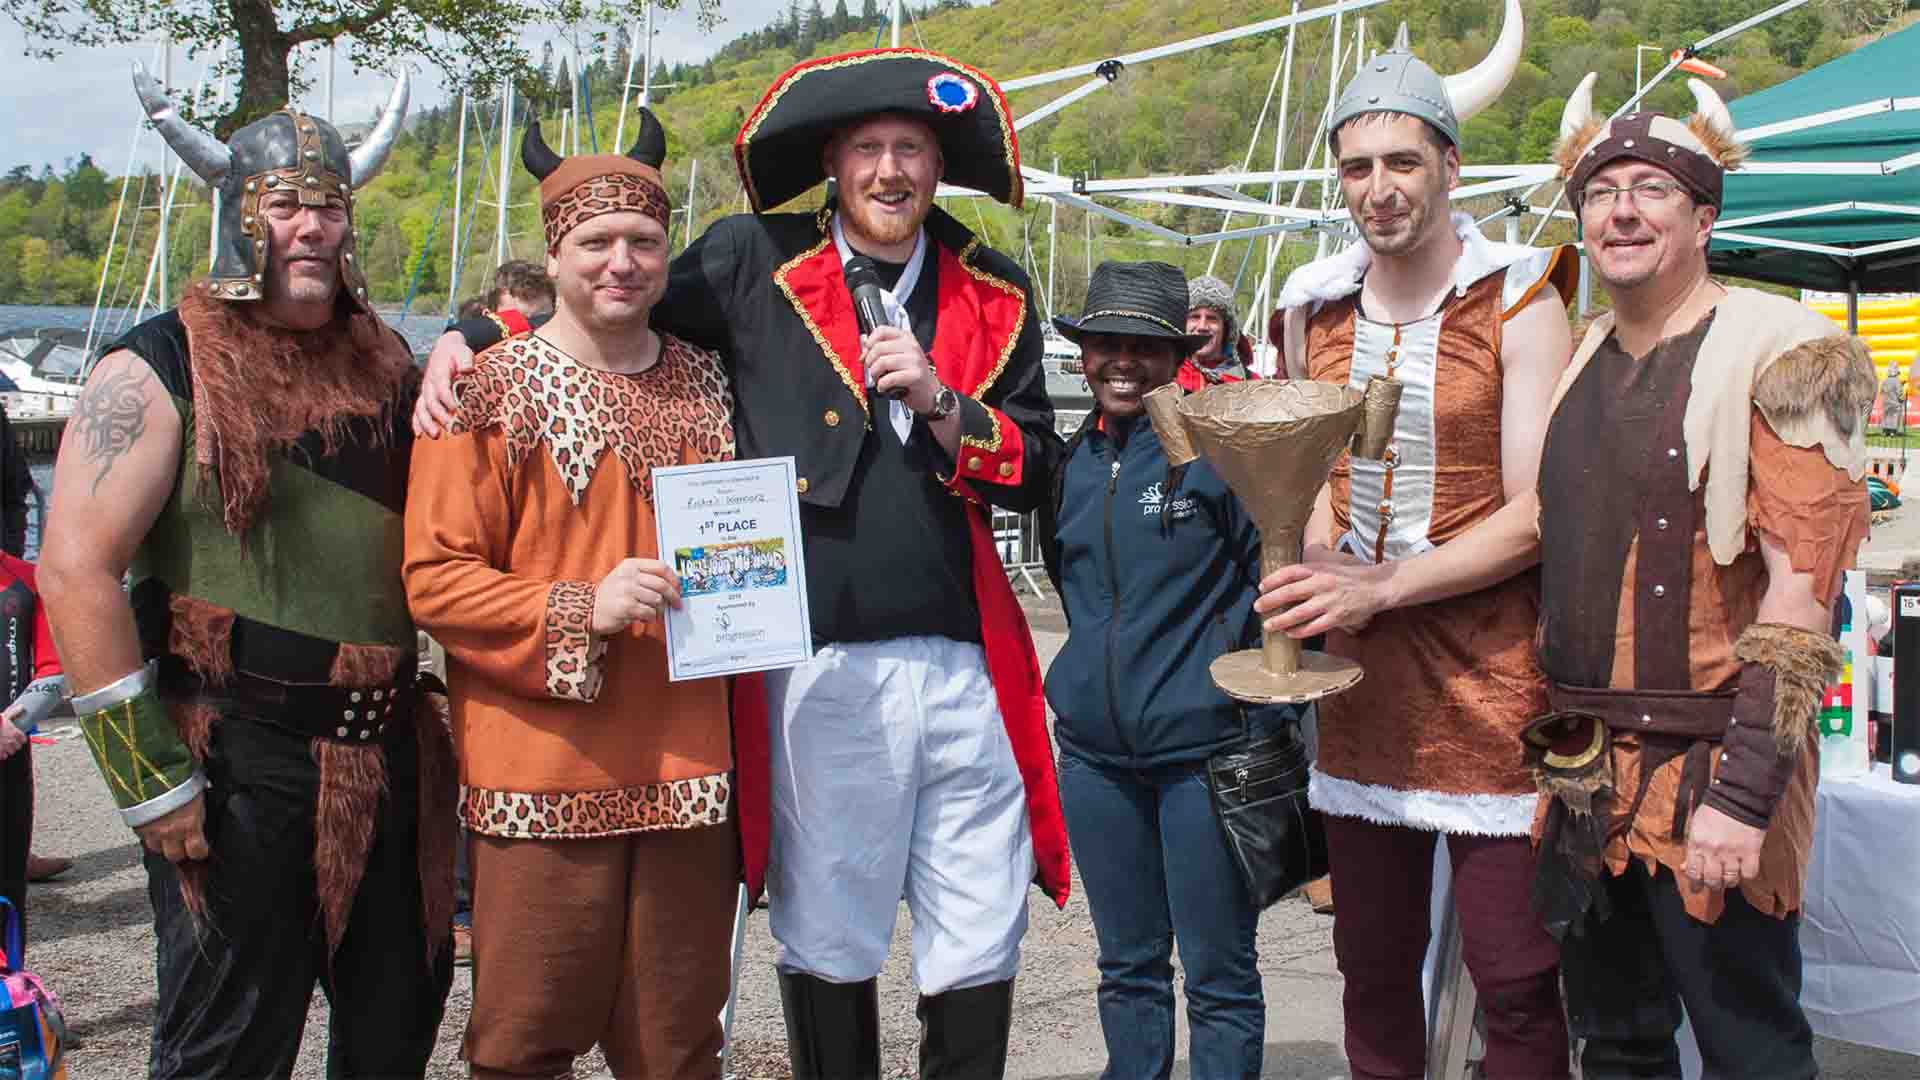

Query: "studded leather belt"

xmin=181 ymin=664 xmax=420 ymax=745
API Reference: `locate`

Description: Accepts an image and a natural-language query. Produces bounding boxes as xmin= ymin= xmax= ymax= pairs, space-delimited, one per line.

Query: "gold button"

xmin=824 ymin=409 xmax=841 ymax=428
xmin=998 ymin=462 xmax=1014 ymax=478
xmin=796 ymin=477 xmax=810 ymax=495
xmin=967 ymin=456 xmax=983 ymax=471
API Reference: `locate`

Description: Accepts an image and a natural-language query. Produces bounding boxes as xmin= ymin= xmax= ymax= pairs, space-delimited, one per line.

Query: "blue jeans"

xmin=1057 ymin=751 xmax=1263 ymax=1079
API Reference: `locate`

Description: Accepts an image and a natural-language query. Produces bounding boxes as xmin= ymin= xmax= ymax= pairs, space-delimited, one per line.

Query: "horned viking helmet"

xmin=1553 ymin=72 xmax=1745 ymax=208
xmin=132 ymin=63 xmax=408 ymax=311
xmin=1328 ymin=0 xmax=1525 ymax=149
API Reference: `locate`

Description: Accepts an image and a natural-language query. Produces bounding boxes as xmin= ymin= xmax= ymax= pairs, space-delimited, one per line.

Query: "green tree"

xmin=18 ymin=236 xmax=51 ymax=302
xmin=63 ymin=153 xmax=111 ymax=212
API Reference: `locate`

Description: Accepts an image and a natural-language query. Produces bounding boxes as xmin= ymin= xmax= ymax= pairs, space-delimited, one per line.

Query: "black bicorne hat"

xmin=1054 ymin=262 xmax=1211 ymax=353
xmin=733 ymin=47 xmax=1023 ymax=213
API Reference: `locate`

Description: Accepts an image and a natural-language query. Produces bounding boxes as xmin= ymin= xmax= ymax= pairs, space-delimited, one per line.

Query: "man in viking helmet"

xmin=415 ymin=48 xmax=1066 ymax=1080
xmin=1253 ymin=0 xmax=1580 ymax=1073
xmin=1532 ymin=74 xmax=1873 ymax=1079
xmin=403 ymin=109 xmax=764 ymax=1076
xmin=39 ymin=68 xmax=456 ymax=1075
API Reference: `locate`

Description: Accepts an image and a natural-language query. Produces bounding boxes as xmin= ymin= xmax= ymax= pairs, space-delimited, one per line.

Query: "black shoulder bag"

xmin=1205 ymin=713 xmax=1329 ymax=909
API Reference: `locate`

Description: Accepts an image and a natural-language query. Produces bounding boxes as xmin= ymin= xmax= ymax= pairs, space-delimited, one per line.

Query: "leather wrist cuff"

xmin=1704 ymin=664 xmax=1791 ymax=828
xmin=1706 ymin=622 xmax=1845 ymax=828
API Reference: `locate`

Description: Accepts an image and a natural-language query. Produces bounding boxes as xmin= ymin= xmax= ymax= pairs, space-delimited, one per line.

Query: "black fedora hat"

xmin=1054 ymin=262 xmax=1211 ymax=352
xmin=733 ymin=47 xmax=1023 ymax=213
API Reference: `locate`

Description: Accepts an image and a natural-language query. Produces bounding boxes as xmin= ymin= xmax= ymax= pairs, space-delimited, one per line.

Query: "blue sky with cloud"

xmin=0 ymin=0 xmax=808 ymax=173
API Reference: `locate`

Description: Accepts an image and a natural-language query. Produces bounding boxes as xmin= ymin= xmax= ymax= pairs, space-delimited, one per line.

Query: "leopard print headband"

xmin=542 ymin=172 xmax=673 ymax=251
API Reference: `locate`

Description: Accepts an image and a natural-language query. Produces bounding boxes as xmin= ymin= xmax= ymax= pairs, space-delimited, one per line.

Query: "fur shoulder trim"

xmin=1753 ymin=333 xmax=1877 ymax=444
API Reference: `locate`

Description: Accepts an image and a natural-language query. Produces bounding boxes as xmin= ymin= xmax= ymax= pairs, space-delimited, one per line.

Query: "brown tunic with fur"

xmin=1304 ymin=270 xmax=1550 ymax=828
xmin=1537 ymin=317 xmax=1870 ymax=923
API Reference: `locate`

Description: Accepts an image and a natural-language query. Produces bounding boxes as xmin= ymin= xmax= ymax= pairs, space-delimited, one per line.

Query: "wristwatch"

xmin=926 ymin=380 xmax=961 ymax=420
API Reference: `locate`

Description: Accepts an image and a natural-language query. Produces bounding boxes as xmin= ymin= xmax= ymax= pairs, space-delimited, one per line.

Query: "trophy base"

xmin=1210 ymin=648 xmax=1364 ymax=705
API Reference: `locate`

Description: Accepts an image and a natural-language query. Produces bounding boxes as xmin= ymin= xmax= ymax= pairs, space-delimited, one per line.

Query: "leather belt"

xmin=1547 ymin=683 xmax=1735 ymax=740
xmin=164 ymin=659 xmax=419 ymax=745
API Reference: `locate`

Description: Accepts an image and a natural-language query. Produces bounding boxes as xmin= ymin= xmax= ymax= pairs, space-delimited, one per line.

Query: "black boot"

xmin=917 ymin=979 xmax=1014 ymax=1080
xmin=779 ymin=970 xmax=881 ymax=1080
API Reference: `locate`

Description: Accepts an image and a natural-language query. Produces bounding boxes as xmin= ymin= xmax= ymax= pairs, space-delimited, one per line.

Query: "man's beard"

xmin=1355 ymin=191 xmax=1446 ymax=258
xmin=840 ymin=187 xmax=929 ymax=251
xmin=266 ymin=247 xmax=343 ymax=305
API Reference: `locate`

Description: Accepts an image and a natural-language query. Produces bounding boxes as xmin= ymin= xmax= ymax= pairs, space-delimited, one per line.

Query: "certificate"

xmin=653 ymin=457 xmax=813 ymax=681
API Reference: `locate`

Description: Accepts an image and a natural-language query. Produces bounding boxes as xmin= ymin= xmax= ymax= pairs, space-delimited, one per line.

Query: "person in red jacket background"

xmin=0 ymin=553 xmax=66 ymax=945
xmin=1177 ymin=274 xmax=1259 ymax=391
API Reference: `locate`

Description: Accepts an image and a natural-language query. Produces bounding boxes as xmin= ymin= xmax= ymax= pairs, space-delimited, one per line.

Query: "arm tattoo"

xmin=74 ymin=366 xmax=151 ymax=495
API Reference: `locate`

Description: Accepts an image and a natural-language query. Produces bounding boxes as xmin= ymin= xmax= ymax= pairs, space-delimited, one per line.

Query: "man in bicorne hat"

xmin=1254 ymin=0 xmax=1580 ymax=1073
xmin=415 ymin=48 xmax=1067 ymax=1078
xmin=404 ymin=108 xmax=756 ymax=1079
xmin=1532 ymin=73 xmax=1874 ymax=1079
xmin=40 ymin=69 xmax=456 ymax=1076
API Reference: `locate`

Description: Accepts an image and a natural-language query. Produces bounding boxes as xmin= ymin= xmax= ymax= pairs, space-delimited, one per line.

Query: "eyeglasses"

xmin=1581 ymin=179 xmax=1687 ymax=211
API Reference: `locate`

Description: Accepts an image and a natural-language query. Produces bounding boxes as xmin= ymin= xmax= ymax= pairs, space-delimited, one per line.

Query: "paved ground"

xmin=20 ymin=606 xmax=1917 ymax=1077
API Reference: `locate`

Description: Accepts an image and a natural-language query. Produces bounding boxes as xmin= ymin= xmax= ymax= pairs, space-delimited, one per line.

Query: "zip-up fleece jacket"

xmin=1038 ymin=412 xmax=1296 ymax=768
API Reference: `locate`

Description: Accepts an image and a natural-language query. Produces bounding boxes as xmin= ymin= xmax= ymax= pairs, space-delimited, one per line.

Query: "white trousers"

xmin=765 ymin=635 xmax=1034 ymax=995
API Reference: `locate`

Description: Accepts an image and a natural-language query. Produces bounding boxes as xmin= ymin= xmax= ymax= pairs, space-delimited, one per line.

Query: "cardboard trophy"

xmin=1145 ymin=376 xmax=1402 ymax=704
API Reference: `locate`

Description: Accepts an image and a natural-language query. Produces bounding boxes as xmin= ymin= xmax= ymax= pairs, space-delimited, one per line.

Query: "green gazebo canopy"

xmin=1708 ymin=24 xmax=1920 ymax=294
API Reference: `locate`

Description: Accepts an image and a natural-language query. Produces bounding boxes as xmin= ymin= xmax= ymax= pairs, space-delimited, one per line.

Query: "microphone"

xmin=843 ymin=255 xmax=906 ymax=399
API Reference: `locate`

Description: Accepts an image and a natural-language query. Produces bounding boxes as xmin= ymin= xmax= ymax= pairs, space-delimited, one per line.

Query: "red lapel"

xmin=774 ymin=237 xmax=870 ymax=417
xmin=777 ymin=231 xmax=1029 ymax=413
xmin=930 ymin=242 xmax=1026 ymax=399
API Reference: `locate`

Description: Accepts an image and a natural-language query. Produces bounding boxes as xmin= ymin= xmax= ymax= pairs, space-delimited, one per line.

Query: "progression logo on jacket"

xmin=1137 ymin=483 xmax=1197 ymax=521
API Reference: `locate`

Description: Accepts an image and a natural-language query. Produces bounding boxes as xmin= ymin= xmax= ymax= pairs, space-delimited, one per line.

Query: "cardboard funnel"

xmin=1162 ymin=380 xmax=1369 ymax=704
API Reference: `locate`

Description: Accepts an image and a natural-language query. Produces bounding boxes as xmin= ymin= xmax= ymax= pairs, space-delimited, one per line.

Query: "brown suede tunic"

xmin=1537 ymin=319 xmax=1870 ymax=923
xmin=1305 ymin=268 xmax=1549 ymax=827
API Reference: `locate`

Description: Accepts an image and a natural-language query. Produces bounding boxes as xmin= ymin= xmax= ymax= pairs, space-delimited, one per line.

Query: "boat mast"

xmin=496 ymin=82 xmax=515 ymax=267
xmin=447 ymin=93 xmax=469 ymax=315
xmin=155 ymin=42 xmax=172 ymax=313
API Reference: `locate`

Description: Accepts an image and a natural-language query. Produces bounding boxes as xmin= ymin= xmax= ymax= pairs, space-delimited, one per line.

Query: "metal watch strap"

xmin=928 ymin=382 xmax=960 ymax=420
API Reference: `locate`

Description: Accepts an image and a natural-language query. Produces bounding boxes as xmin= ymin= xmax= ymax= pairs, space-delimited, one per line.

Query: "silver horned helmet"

xmin=1328 ymin=0 xmax=1525 ymax=149
xmin=132 ymin=63 xmax=409 ymax=311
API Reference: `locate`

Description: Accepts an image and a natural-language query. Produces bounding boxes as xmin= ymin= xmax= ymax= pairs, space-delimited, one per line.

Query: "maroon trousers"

xmin=1324 ymin=814 xmax=1570 ymax=1079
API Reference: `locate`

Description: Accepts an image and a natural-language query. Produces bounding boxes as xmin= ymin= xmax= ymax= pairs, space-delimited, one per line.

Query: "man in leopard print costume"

xmin=403 ymin=108 xmax=764 ymax=1078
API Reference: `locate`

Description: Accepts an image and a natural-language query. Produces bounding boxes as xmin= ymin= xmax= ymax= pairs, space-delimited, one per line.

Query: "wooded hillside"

xmin=2 ymin=0 xmax=1912 ymax=318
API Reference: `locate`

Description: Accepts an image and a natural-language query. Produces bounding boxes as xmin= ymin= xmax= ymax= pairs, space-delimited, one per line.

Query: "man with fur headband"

xmin=404 ymin=110 xmax=758 ymax=1078
xmin=1529 ymin=73 xmax=1875 ymax=1079
xmin=1252 ymin=1 xmax=1580 ymax=1074
xmin=38 ymin=70 xmax=455 ymax=1076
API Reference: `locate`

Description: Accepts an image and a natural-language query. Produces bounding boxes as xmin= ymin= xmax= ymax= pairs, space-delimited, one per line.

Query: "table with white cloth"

xmin=1801 ymin=763 xmax=1920 ymax=1056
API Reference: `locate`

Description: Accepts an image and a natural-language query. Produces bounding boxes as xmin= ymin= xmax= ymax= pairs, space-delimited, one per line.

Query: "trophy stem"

xmin=1260 ymin=526 xmax=1305 ymax=676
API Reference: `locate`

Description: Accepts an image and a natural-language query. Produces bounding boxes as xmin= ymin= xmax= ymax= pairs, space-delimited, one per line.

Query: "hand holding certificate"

xmin=651 ymin=457 xmax=814 ymax=681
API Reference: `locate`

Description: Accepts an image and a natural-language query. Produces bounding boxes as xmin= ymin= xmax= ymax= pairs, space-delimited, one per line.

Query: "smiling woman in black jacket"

xmin=1037 ymin=262 xmax=1299 ymax=1079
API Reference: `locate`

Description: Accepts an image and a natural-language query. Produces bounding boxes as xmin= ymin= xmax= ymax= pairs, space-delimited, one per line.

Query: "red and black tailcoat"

xmin=662 ymin=204 xmax=1071 ymax=906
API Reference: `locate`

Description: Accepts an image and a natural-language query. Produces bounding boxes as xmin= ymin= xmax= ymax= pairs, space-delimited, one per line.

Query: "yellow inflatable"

xmin=1811 ymin=297 xmax=1920 ymax=381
